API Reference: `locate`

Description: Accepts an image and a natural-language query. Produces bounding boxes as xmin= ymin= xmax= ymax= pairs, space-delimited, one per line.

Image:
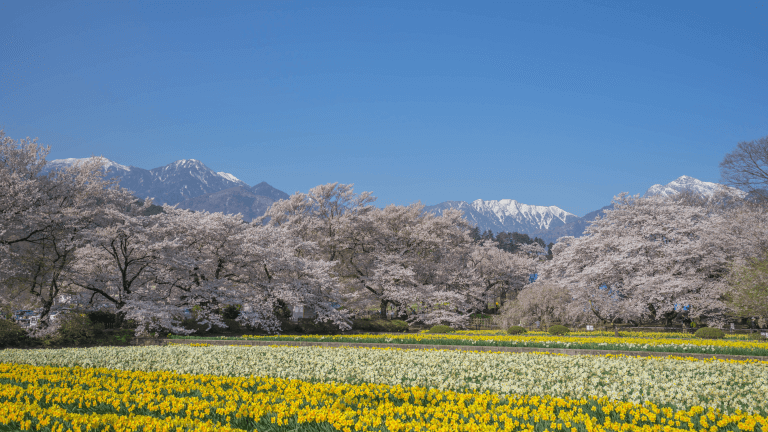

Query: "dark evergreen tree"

xmin=468 ymin=226 xmax=481 ymax=242
xmin=495 ymin=232 xmax=514 ymax=252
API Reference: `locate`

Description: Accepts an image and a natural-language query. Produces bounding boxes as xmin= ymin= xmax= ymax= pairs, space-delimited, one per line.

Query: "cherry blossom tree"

xmin=467 ymin=241 xmax=543 ymax=309
xmin=263 ymin=183 xmax=538 ymax=327
xmin=260 ymin=182 xmax=376 ymax=261
xmin=543 ymin=192 xmax=740 ymax=331
xmin=346 ymin=203 xmax=482 ymax=326
xmin=234 ymin=223 xmax=349 ymax=332
xmin=0 ymin=131 xmax=135 ymax=328
xmin=66 ymin=201 xmax=183 ymax=332
xmin=159 ymin=207 xmax=348 ymax=334
xmin=69 ymin=204 xmax=349 ymax=335
xmin=495 ymin=280 xmax=573 ymax=329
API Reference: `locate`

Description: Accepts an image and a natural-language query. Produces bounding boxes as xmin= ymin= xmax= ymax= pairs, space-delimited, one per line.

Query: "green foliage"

xmin=694 ymin=327 xmax=725 ymax=339
xmin=110 ymin=329 xmax=134 ymax=345
xmin=427 ymin=325 xmax=456 ymax=334
xmin=285 ymin=319 xmax=343 ymax=335
xmin=87 ymin=310 xmax=118 ymax=327
xmin=0 ymin=319 xmax=28 ymax=348
xmin=506 ymin=325 xmax=527 ymax=335
xmin=48 ymin=313 xmax=101 ymax=347
xmin=747 ymin=332 xmax=768 ymax=341
xmin=272 ymin=300 xmax=292 ymax=320
xmin=221 ymin=305 xmax=242 ymax=320
xmin=352 ymin=319 xmax=409 ymax=333
xmin=223 ymin=318 xmax=243 ymax=332
xmin=548 ymin=324 xmax=570 ymax=335
xmin=727 ymin=252 xmax=768 ymax=320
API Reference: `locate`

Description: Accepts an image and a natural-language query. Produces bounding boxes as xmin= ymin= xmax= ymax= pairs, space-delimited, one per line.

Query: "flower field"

xmin=1 ymin=345 xmax=767 ymax=431
xmin=168 ymin=331 xmax=768 ymax=357
xmin=453 ymin=330 xmax=764 ymax=340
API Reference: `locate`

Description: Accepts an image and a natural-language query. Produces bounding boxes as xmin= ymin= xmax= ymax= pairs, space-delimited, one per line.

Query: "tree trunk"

xmin=379 ymin=299 xmax=389 ymax=320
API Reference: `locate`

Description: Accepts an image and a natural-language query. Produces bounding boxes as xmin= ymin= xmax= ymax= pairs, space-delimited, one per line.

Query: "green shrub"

xmin=353 ymin=319 xmax=409 ymax=333
xmin=694 ymin=327 xmax=725 ymax=339
xmin=221 ymin=305 xmax=242 ymax=320
xmin=427 ymin=325 xmax=456 ymax=334
xmin=507 ymin=325 xmax=527 ymax=335
xmin=109 ymin=329 xmax=134 ymax=345
xmin=87 ymin=310 xmax=118 ymax=327
xmin=48 ymin=313 xmax=101 ymax=347
xmin=0 ymin=319 xmax=28 ymax=348
xmin=747 ymin=332 xmax=767 ymax=341
xmin=386 ymin=320 xmax=409 ymax=332
xmin=548 ymin=324 xmax=570 ymax=335
xmin=222 ymin=318 xmax=243 ymax=332
xmin=296 ymin=319 xmax=342 ymax=335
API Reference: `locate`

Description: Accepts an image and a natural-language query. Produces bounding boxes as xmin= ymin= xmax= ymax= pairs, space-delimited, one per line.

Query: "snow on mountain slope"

xmin=45 ymin=157 xmax=255 ymax=205
xmin=423 ymin=199 xmax=577 ymax=235
xmin=470 ymin=199 xmax=576 ymax=230
xmin=45 ymin=157 xmax=131 ymax=172
xmin=426 ymin=176 xmax=744 ymax=245
xmin=644 ymin=175 xmax=746 ymax=199
xmin=217 ymin=172 xmax=247 ymax=186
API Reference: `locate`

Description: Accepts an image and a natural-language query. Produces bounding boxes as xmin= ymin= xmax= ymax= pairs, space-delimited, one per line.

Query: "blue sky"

xmin=2 ymin=1 xmax=766 ymax=216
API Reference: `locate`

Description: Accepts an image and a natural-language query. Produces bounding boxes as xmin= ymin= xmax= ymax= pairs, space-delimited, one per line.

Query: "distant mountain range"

xmin=45 ymin=158 xmax=743 ymax=243
xmin=422 ymin=200 xmax=579 ymax=236
xmin=44 ymin=158 xmax=289 ymax=221
xmin=425 ymin=175 xmax=744 ymax=245
xmin=176 ymin=183 xmax=289 ymax=222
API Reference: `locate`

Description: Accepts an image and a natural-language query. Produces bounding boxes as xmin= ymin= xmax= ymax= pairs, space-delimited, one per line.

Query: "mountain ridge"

xmin=176 ymin=183 xmax=289 ymax=222
xmin=43 ymin=157 xmax=288 ymax=219
xmin=44 ymin=160 xmax=742 ymax=244
xmin=426 ymin=175 xmax=744 ymax=245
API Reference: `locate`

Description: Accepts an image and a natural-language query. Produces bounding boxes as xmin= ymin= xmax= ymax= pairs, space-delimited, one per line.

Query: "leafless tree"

xmin=720 ymin=135 xmax=768 ymax=204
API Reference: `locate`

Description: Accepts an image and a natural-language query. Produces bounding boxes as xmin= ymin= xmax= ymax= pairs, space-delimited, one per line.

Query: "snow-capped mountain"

xmin=423 ymin=199 xmax=578 ymax=235
xmin=45 ymin=157 xmax=132 ymax=173
xmin=644 ymin=175 xmax=746 ymax=198
xmin=426 ymin=175 xmax=745 ymax=245
xmin=139 ymin=159 xmax=249 ymax=204
xmin=43 ymin=157 xmax=282 ymax=209
xmin=472 ymin=199 xmax=577 ymax=230
xmin=527 ymin=204 xmax=614 ymax=245
xmin=217 ymin=172 xmax=246 ymax=186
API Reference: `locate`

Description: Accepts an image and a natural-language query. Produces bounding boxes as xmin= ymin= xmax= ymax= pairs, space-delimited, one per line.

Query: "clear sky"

xmin=1 ymin=1 xmax=766 ymax=216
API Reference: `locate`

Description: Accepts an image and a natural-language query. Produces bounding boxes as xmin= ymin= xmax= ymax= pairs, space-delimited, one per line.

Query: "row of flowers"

xmin=0 ymin=361 xmax=765 ymax=432
xmin=201 ymin=332 xmax=768 ymax=357
xmin=453 ymin=330 xmax=764 ymax=340
xmin=1 ymin=345 xmax=766 ymax=415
